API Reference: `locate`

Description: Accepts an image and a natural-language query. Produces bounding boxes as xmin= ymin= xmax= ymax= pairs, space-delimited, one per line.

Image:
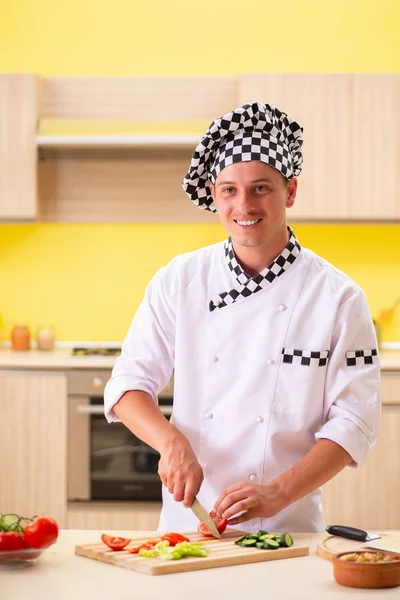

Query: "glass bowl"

xmin=0 ymin=546 xmax=48 ymax=570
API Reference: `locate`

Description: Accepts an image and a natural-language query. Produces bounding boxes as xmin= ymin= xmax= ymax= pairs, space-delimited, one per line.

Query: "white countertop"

xmin=1 ymin=529 xmax=398 ymax=600
xmin=0 ymin=348 xmax=400 ymax=371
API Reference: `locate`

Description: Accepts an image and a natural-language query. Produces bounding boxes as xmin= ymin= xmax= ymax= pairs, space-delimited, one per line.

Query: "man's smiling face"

xmin=209 ymin=161 xmax=297 ymax=251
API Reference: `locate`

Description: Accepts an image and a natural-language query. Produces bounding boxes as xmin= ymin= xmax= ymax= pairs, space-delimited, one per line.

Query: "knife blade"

xmin=191 ymin=498 xmax=221 ymax=539
xmin=326 ymin=525 xmax=381 ymax=542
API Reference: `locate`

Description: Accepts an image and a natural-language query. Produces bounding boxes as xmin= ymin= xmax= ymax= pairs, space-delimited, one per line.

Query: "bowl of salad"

xmin=0 ymin=513 xmax=59 ymax=569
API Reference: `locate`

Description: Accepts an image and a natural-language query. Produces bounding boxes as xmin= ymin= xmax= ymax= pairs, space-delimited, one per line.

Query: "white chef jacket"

xmin=104 ymin=237 xmax=380 ymax=533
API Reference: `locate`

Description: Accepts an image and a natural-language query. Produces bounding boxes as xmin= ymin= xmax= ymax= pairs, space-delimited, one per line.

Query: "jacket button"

xmin=205 ymin=412 xmax=213 ymax=419
xmin=267 ymin=358 xmax=274 ymax=365
xmin=249 ymin=474 xmax=257 ymax=482
xmin=212 ymin=355 xmax=218 ymax=362
xmin=256 ymin=416 xmax=264 ymax=424
xmin=278 ymin=304 xmax=287 ymax=312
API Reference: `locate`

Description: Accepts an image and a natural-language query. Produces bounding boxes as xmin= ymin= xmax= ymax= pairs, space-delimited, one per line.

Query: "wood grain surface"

xmin=75 ymin=529 xmax=309 ymax=575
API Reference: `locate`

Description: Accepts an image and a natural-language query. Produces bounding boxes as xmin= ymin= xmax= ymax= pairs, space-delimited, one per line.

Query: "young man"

xmin=104 ymin=102 xmax=380 ymax=533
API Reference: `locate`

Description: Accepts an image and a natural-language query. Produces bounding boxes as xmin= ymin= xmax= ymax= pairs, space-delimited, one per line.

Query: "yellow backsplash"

xmin=0 ymin=223 xmax=399 ymax=342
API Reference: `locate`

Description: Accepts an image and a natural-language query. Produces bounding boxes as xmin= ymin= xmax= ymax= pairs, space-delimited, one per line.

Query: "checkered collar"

xmin=209 ymin=226 xmax=301 ymax=312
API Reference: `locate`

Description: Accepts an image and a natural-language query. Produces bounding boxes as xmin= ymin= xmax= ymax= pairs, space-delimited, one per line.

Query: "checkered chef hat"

xmin=182 ymin=101 xmax=304 ymax=213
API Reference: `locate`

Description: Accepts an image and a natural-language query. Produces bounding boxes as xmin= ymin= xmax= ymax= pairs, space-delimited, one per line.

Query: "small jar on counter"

xmin=11 ymin=325 xmax=31 ymax=350
xmin=36 ymin=326 xmax=55 ymax=351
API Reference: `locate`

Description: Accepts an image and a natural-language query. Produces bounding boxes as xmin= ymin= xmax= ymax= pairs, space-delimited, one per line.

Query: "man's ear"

xmin=285 ymin=177 xmax=297 ymax=209
xmin=209 ymin=182 xmax=215 ymax=200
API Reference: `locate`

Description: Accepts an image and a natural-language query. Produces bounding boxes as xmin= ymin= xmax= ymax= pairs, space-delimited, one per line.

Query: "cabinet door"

xmin=238 ymin=74 xmax=352 ymax=220
xmin=0 ymin=371 xmax=68 ymax=526
xmin=0 ymin=74 xmax=38 ymax=220
xmin=349 ymin=75 xmax=400 ymax=219
xmin=322 ymin=404 xmax=400 ymax=530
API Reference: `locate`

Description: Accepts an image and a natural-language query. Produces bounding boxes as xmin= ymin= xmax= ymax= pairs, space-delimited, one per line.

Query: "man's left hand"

xmin=213 ymin=480 xmax=286 ymax=525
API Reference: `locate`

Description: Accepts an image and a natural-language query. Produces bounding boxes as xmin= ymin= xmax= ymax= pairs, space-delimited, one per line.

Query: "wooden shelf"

xmin=36 ymin=133 xmax=201 ymax=149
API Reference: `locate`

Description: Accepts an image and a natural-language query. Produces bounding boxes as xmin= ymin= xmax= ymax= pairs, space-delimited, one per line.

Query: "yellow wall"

xmin=1 ymin=0 xmax=399 ymax=342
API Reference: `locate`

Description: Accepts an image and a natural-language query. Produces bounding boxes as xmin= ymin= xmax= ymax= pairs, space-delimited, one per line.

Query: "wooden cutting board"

xmin=75 ymin=529 xmax=309 ymax=575
xmin=317 ymin=533 xmax=400 ymax=561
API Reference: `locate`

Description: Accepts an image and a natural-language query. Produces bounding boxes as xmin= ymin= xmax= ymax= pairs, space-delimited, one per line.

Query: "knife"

xmin=191 ymin=498 xmax=221 ymax=539
xmin=326 ymin=525 xmax=381 ymax=542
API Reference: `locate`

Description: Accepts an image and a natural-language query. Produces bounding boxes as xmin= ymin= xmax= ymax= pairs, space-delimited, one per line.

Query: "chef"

xmin=104 ymin=102 xmax=380 ymax=533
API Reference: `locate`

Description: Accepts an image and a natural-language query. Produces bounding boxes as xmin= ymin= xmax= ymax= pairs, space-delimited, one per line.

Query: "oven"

xmin=67 ymin=369 xmax=173 ymax=502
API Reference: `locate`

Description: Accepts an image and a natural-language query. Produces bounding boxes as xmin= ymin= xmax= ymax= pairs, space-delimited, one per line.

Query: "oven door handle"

xmin=76 ymin=404 xmax=173 ymax=416
xmin=76 ymin=405 xmax=105 ymax=415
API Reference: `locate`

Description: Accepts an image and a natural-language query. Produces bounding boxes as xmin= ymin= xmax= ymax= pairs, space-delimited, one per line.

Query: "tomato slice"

xmin=161 ymin=532 xmax=190 ymax=546
xmin=101 ymin=534 xmax=131 ymax=551
xmin=198 ymin=510 xmax=228 ymax=537
xmin=128 ymin=540 xmax=159 ymax=554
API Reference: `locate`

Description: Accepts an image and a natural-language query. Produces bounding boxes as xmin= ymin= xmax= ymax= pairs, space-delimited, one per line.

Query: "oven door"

xmin=90 ymin=398 xmax=172 ymax=501
xmin=68 ymin=393 xmax=172 ymax=502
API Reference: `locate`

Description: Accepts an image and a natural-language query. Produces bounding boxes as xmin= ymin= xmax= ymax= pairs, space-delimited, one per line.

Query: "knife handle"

xmin=326 ymin=525 xmax=368 ymax=542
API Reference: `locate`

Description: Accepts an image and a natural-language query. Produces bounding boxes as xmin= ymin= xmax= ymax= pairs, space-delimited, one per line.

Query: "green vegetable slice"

xmin=279 ymin=533 xmax=293 ymax=547
xmin=263 ymin=539 xmax=280 ymax=549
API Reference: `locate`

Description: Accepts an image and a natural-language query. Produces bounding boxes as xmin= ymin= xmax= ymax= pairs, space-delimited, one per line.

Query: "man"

xmin=104 ymin=102 xmax=380 ymax=533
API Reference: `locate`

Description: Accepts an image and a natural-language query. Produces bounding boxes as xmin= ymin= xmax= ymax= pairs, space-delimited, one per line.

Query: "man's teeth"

xmin=236 ymin=219 xmax=261 ymax=226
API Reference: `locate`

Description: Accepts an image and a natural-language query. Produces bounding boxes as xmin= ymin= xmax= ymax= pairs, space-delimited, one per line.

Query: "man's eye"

xmin=223 ymin=187 xmax=234 ymax=194
xmin=255 ymin=185 xmax=269 ymax=192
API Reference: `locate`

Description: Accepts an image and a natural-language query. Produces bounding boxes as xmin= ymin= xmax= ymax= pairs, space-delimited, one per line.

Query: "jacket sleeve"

xmin=315 ymin=288 xmax=381 ymax=467
xmin=104 ymin=267 xmax=176 ymax=422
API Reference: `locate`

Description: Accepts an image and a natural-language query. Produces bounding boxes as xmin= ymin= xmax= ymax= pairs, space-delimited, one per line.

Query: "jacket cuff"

xmin=103 ymin=375 xmax=157 ymax=422
xmin=315 ymin=418 xmax=372 ymax=468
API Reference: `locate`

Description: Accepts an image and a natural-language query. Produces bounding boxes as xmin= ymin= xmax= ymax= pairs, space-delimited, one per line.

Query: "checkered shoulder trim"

xmin=346 ymin=349 xmax=378 ymax=366
xmin=282 ymin=348 xmax=330 ymax=367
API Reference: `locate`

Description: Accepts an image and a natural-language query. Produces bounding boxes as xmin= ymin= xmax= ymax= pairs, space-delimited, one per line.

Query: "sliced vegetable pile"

xmin=235 ymin=530 xmax=293 ymax=550
xmin=0 ymin=514 xmax=59 ymax=552
xmin=101 ymin=531 xmax=210 ymax=561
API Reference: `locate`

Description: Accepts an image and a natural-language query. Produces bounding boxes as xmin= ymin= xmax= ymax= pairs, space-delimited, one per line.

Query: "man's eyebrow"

xmin=217 ymin=178 xmax=274 ymax=187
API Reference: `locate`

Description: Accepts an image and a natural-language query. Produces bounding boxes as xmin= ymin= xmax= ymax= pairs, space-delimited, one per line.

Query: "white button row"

xmin=278 ymin=304 xmax=287 ymax=312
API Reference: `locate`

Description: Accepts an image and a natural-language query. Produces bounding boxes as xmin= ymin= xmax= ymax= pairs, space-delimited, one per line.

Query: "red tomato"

xmin=198 ymin=510 xmax=228 ymax=537
xmin=161 ymin=532 xmax=190 ymax=546
xmin=101 ymin=534 xmax=131 ymax=551
xmin=23 ymin=516 xmax=59 ymax=549
xmin=0 ymin=531 xmax=26 ymax=551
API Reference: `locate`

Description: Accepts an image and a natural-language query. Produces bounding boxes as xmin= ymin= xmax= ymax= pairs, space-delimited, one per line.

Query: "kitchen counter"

xmin=1 ymin=347 xmax=400 ymax=370
xmin=1 ymin=530 xmax=399 ymax=600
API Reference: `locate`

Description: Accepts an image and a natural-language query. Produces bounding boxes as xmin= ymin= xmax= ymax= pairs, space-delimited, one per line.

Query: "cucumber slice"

xmin=248 ymin=534 xmax=260 ymax=540
xmin=239 ymin=539 xmax=257 ymax=547
xmin=263 ymin=539 xmax=280 ymax=550
xmin=234 ymin=535 xmax=247 ymax=545
xmin=256 ymin=530 xmax=268 ymax=536
xmin=279 ymin=533 xmax=294 ymax=547
xmin=255 ymin=542 xmax=265 ymax=549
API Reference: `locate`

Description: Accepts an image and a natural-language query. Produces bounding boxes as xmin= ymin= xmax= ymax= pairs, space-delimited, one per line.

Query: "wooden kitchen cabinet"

xmin=2 ymin=72 xmax=399 ymax=223
xmin=67 ymin=502 xmax=161 ymax=530
xmin=0 ymin=370 xmax=68 ymax=526
xmin=238 ymin=73 xmax=400 ymax=221
xmin=0 ymin=74 xmax=38 ymax=220
xmin=322 ymin=372 xmax=400 ymax=530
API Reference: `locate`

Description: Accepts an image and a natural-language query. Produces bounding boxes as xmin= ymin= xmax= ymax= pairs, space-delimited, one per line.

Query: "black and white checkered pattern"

xmin=282 ymin=348 xmax=330 ymax=367
xmin=346 ymin=349 xmax=378 ymax=367
xmin=209 ymin=227 xmax=301 ymax=312
xmin=182 ymin=102 xmax=304 ymax=213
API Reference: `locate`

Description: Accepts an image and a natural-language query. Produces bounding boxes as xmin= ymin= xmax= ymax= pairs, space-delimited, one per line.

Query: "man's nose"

xmin=237 ymin=190 xmax=256 ymax=213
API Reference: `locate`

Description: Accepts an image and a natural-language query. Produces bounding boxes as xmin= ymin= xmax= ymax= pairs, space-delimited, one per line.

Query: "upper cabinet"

xmin=0 ymin=74 xmax=38 ymax=220
xmin=238 ymin=73 xmax=400 ymax=221
xmin=0 ymin=73 xmax=399 ymax=222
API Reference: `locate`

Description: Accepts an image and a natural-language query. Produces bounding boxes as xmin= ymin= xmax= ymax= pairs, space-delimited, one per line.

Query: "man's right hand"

xmin=158 ymin=427 xmax=204 ymax=508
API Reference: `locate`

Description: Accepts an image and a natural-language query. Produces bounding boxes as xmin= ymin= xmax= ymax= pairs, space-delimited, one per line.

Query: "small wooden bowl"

xmin=332 ymin=551 xmax=400 ymax=589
